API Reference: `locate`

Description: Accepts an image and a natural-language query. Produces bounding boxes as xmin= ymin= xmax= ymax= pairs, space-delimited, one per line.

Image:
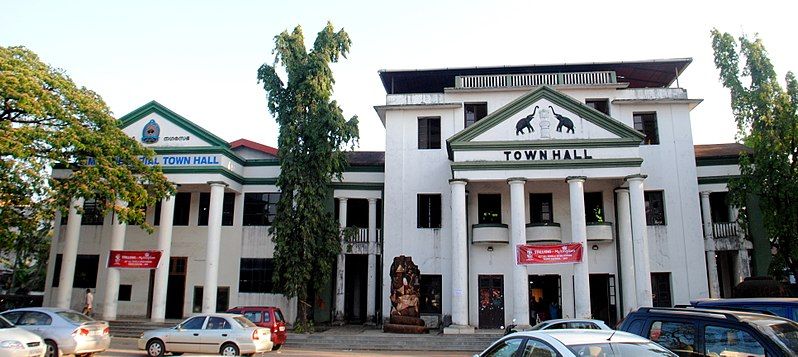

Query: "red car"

xmin=227 ymin=306 xmax=287 ymax=350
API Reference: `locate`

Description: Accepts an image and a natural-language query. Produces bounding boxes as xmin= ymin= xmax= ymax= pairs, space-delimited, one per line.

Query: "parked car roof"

xmin=693 ymin=298 xmax=798 ymax=304
xmin=537 ymin=329 xmax=651 ymax=345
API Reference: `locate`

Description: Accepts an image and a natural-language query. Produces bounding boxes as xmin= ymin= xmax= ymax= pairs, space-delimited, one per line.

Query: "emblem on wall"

xmin=514 ymin=105 xmax=577 ymax=137
xmin=141 ymin=119 xmax=160 ymax=144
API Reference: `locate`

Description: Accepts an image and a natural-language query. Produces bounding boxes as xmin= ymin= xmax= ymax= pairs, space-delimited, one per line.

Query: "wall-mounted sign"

xmin=517 ymin=243 xmax=583 ymax=264
xmin=107 ymin=250 xmax=162 ymax=269
xmin=86 ymin=154 xmax=222 ymax=167
xmin=503 ymin=149 xmax=593 ymax=161
xmin=141 ymin=119 xmax=160 ymax=144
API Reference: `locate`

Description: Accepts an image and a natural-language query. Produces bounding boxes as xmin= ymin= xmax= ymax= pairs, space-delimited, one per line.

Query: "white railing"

xmin=343 ymin=227 xmax=382 ymax=245
xmin=456 ymin=71 xmax=616 ymax=89
xmin=713 ymin=222 xmax=739 ymax=238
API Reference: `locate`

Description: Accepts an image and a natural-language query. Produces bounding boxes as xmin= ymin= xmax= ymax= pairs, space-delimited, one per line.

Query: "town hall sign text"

xmin=503 ymin=149 xmax=593 ymax=161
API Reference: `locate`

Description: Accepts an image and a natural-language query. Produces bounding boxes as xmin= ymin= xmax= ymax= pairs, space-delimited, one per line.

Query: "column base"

xmin=332 ymin=311 xmax=346 ymax=326
xmin=443 ymin=324 xmax=475 ymax=334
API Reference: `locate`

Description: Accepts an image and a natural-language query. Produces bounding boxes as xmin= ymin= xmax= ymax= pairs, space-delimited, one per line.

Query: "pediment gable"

xmin=448 ymin=86 xmax=644 ymax=156
xmin=118 ymin=101 xmax=229 ymax=148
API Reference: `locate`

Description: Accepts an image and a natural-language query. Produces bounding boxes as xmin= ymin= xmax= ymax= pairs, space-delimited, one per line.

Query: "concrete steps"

xmin=285 ymin=332 xmax=500 ymax=352
xmin=109 ymin=320 xmax=177 ymax=338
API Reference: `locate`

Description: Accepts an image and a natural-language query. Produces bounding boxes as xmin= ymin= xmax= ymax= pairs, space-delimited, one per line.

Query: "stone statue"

xmin=384 ymin=255 xmax=428 ymax=333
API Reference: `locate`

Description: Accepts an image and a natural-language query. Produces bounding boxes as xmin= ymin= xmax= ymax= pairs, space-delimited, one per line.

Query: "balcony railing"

xmin=455 ymin=71 xmax=616 ymax=89
xmin=713 ymin=222 xmax=739 ymax=238
xmin=343 ymin=227 xmax=382 ymax=244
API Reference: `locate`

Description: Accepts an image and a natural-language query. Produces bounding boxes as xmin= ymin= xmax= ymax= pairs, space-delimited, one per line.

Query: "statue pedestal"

xmin=443 ymin=324 xmax=475 ymax=334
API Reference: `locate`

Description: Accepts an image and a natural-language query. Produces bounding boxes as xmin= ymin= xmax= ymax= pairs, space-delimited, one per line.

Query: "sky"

xmin=2 ymin=0 xmax=797 ymax=151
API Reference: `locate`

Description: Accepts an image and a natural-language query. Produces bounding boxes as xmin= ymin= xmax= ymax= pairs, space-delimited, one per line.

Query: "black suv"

xmin=618 ymin=307 xmax=798 ymax=356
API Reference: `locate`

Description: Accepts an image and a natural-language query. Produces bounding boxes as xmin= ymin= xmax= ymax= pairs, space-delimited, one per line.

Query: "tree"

xmin=711 ymin=30 xmax=798 ymax=279
xmin=257 ymin=23 xmax=359 ymax=329
xmin=0 ymin=46 xmax=174 ymax=289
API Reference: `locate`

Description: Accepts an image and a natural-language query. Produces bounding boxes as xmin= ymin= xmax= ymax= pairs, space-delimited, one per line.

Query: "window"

xmin=522 ymin=339 xmax=558 ymax=357
xmin=584 ymin=192 xmax=604 ymax=223
xmin=530 ymin=193 xmax=554 ymax=223
xmin=206 ymin=316 xmax=231 ymax=330
xmin=154 ymin=192 xmax=191 ymax=226
xmin=16 ymin=312 xmax=52 ymax=326
xmin=181 ymin=316 xmax=206 ymax=329
xmin=418 ymin=117 xmax=441 ymax=149
xmin=198 ymin=192 xmax=235 ymax=226
xmin=243 ymin=193 xmax=280 ymax=226
xmin=417 ymin=194 xmax=441 ymax=228
xmin=239 ymin=258 xmax=275 ymax=293
xmin=118 ymin=284 xmax=132 ymax=301
xmin=465 ymin=103 xmax=488 ymax=128
xmin=420 ymin=275 xmax=442 ymax=314
xmin=634 ymin=112 xmax=659 ymax=145
xmin=651 ymin=272 xmax=672 ymax=307
xmin=243 ymin=311 xmax=261 ymax=323
xmin=80 ymin=199 xmax=105 ymax=225
xmin=484 ymin=337 xmax=524 ymax=357
xmin=709 ymin=192 xmax=731 ymax=223
xmin=704 ymin=325 xmax=765 ymax=357
xmin=647 ymin=320 xmax=696 ymax=356
xmin=478 ymin=194 xmax=502 ymax=224
xmin=585 ymin=99 xmax=610 ymax=116
xmin=52 ymin=254 xmax=99 ymax=288
xmin=645 ymin=191 xmax=666 ymax=225
xmin=192 ymin=286 xmax=229 ymax=313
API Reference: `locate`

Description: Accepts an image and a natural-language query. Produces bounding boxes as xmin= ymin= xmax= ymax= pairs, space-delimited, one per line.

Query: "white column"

xmin=508 ymin=178 xmax=530 ymax=326
xmin=202 ymin=182 xmax=227 ymax=313
xmin=45 ymin=211 xmax=63 ymax=306
xmin=627 ymin=175 xmax=653 ymax=307
xmin=615 ymin=188 xmax=637 ymax=315
xmin=151 ymin=194 xmax=176 ymax=322
xmin=102 ymin=200 xmax=127 ymax=321
xmin=567 ymin=177 xmax=591 ymax=318
xmin=447 ymin=179 xmax=472 ymax=333
xmin=333 ymin=198 xmax=348 ymax=323
xmin=366 ymin=198 xmax=378 ymax=324
xmin=700 ymin=191 xmax=721 ymax=298
xmin=56 ymin=197 xmax=85 ymax=309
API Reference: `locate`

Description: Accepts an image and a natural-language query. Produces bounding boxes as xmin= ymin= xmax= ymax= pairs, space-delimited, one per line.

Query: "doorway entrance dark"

xmin=344 ymin=254 xmax=367 ymax=323
xmin=528 ymin=275 xmax=561 ymax=323
xmin=478 ymin=275 xmax=504 ymax=329
xmin=165 ymin=257 xmax=187 ymax=319
xmin=589 ymin=274 xmax=617 ymax=326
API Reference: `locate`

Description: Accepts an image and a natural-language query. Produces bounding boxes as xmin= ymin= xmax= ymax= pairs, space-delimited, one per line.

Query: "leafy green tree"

xmin=0 ymin=46 xmax=174 ymax=289
xmin=711 ymin=30 xmax=798 ymax=279
xmin=257 ymin=23 xmax=359 ymax=329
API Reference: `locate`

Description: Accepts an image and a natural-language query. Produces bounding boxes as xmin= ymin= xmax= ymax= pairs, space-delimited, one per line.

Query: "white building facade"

xmin=43 ymin=58 xmax=745 ymax=331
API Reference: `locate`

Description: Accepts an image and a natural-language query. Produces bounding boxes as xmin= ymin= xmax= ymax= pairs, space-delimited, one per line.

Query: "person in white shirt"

xmin=82 ymin=288 xmax=94 ymax=316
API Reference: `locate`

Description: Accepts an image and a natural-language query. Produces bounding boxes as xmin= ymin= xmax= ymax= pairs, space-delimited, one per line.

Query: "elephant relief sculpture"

xmin=549 ymin=106 xmax=575 ymax=133
xmin=515 ymin=106 xmax=538 ymax=135
xmin=383 ymin=256 xmax=428 ymax=334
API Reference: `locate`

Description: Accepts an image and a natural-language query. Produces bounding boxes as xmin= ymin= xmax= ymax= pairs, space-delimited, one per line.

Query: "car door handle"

xmin=193 ymin=333 xmax=199 ymax=336
xmin=222 ymin=334 xmax=227 ymax=337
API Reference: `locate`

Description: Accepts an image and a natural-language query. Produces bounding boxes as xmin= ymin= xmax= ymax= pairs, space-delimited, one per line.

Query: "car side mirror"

xmin=176 ymin=324 xmax=182 ymax=330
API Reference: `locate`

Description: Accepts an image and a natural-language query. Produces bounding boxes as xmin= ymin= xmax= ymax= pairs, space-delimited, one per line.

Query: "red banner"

xmin=107 ymin=250 xmax=162 ymax=269
xmin=517 ymin=243 xmax=583 ymax=264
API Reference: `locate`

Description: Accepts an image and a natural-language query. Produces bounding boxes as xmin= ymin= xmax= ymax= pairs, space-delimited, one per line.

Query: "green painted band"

xmin=450 ymin=138 xmax=641 ymax=151
xmin=451 ymin=158 xmax=643 ymax=170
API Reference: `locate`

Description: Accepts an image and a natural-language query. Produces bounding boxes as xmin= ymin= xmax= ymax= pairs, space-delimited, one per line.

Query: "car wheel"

xmin=146 ymin=339 xmax=166 ymax=357
xmin=220 ymin=343 xmax=239 ymax=356
xmin=44 ymin=340 xmax=58 ymax=357
xmin=272 ymin=344 xmax=281 ymax=351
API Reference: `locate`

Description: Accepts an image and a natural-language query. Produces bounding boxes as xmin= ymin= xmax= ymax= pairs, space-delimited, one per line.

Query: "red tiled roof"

xmin=230 ymin=138 xmax=278 ymax=156
xmin=694 ymin=143 xmax=751 ymax=158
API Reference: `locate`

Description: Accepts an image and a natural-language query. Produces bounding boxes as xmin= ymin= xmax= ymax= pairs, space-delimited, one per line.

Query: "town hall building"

xmin=42 ymin=58 xmax=759 ymax=332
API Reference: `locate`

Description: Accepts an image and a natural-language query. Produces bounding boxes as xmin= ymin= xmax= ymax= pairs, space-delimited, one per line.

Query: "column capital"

xmin=624 ymin=174 xmax=647 ymax=182
xmin=449 ymin=178 xmax=468 ymax=185
xmin=566 ymin=176 xmax=587 ymax=183
xmin=338 ymin=197 xmax=348 ymax=202
xmin=207 ymin=181 xmax=228 ymax=188
xmin=367 ymin=197 xmax=378 ymax=204
xmin=614 ymin=187 xmax=630 ymax=194
xmin=699 ymin=190 xmax=712 ymax=197
xmin=506 ymin=177 xmax=526 ymax=184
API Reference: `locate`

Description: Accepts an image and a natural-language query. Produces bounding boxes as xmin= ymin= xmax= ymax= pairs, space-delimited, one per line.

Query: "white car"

xmin=476 ymin=329 xmax=676 ymax=357
xmin=0 ymin=315 xmax=45 ymax=357
xmin=0 ymin=308 xmax=110 ymax=357
xmin=529 ymin=318 xmax=612 ymax=331
xmin=138 ymin=313 xmax=272 ymax=356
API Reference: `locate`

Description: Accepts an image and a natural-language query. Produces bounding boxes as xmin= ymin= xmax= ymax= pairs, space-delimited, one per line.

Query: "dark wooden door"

xmin=478 ymin=275 xmax=504 ymax=329
xmin=165 ymin=257 xmax=187 ymax=319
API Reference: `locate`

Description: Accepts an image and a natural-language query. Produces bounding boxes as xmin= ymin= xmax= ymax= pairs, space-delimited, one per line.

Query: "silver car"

xmin=529 ymin=318 xmax=612 ymax=331
xmin=0 ymin=308 xmax=110 ymax=357
xmin=138 ymin=313 xmax=272 ymax=356
xmin=0 ymin=315 xmax=45 ymax=357
xmin=477 ymin=329 xmax=676 ymax=357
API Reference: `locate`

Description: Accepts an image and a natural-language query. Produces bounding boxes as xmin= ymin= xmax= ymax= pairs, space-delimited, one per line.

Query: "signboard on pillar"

xmin=517 ymin=243 xmax=583 ymax=264
xmin=108 ymin=250 xmax=163 ymax=269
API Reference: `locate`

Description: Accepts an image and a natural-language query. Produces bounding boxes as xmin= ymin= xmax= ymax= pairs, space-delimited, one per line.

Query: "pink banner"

xmin=517 ymin=243 xmax=583 ymax=264
xmin=107 ymin=250 xmax=162 ymax=269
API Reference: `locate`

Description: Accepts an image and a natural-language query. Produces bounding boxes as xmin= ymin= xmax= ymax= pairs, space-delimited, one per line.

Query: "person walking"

xmin=82 ymin=289 xmax=94 ymax=317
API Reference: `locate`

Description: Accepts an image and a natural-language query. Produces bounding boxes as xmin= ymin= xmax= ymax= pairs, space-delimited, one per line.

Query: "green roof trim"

xmin=451 ymin=158 xmax=643 ymax=171
xmin=447 ymin=86 xmax=644 ymax=159
xmin=161 ymin=166 xmax=278 ymax=185
xmin=328 ymin=182 xmax=384 ymax=190
xmin=118 ymin=101 xmax=230 ymax=148
xmin=695 ymin=156 xmax=740 ymax=167
xmin=451 ymin=137 xmax=642 ymax=151
xmin=697 ymin=175 xmax=739 ymax=185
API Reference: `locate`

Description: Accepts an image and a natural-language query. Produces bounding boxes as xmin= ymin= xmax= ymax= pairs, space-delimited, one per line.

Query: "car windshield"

xmin=0 ymin=316 xmax=12 ymax=328
xmin=759 ymin=321 xmax=798 ymax=353
xmin=569 ymin=342 xmax=676 ymax=356
xmin=528 ymin=322 xmax=549 ymax=330
xmin=56 ymin=311 xmax=93 ymax=324
xmin=233 ymin=316 xmax=256 ymax=328
xmin=274 ymin=309 xmax=285 ymax=322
